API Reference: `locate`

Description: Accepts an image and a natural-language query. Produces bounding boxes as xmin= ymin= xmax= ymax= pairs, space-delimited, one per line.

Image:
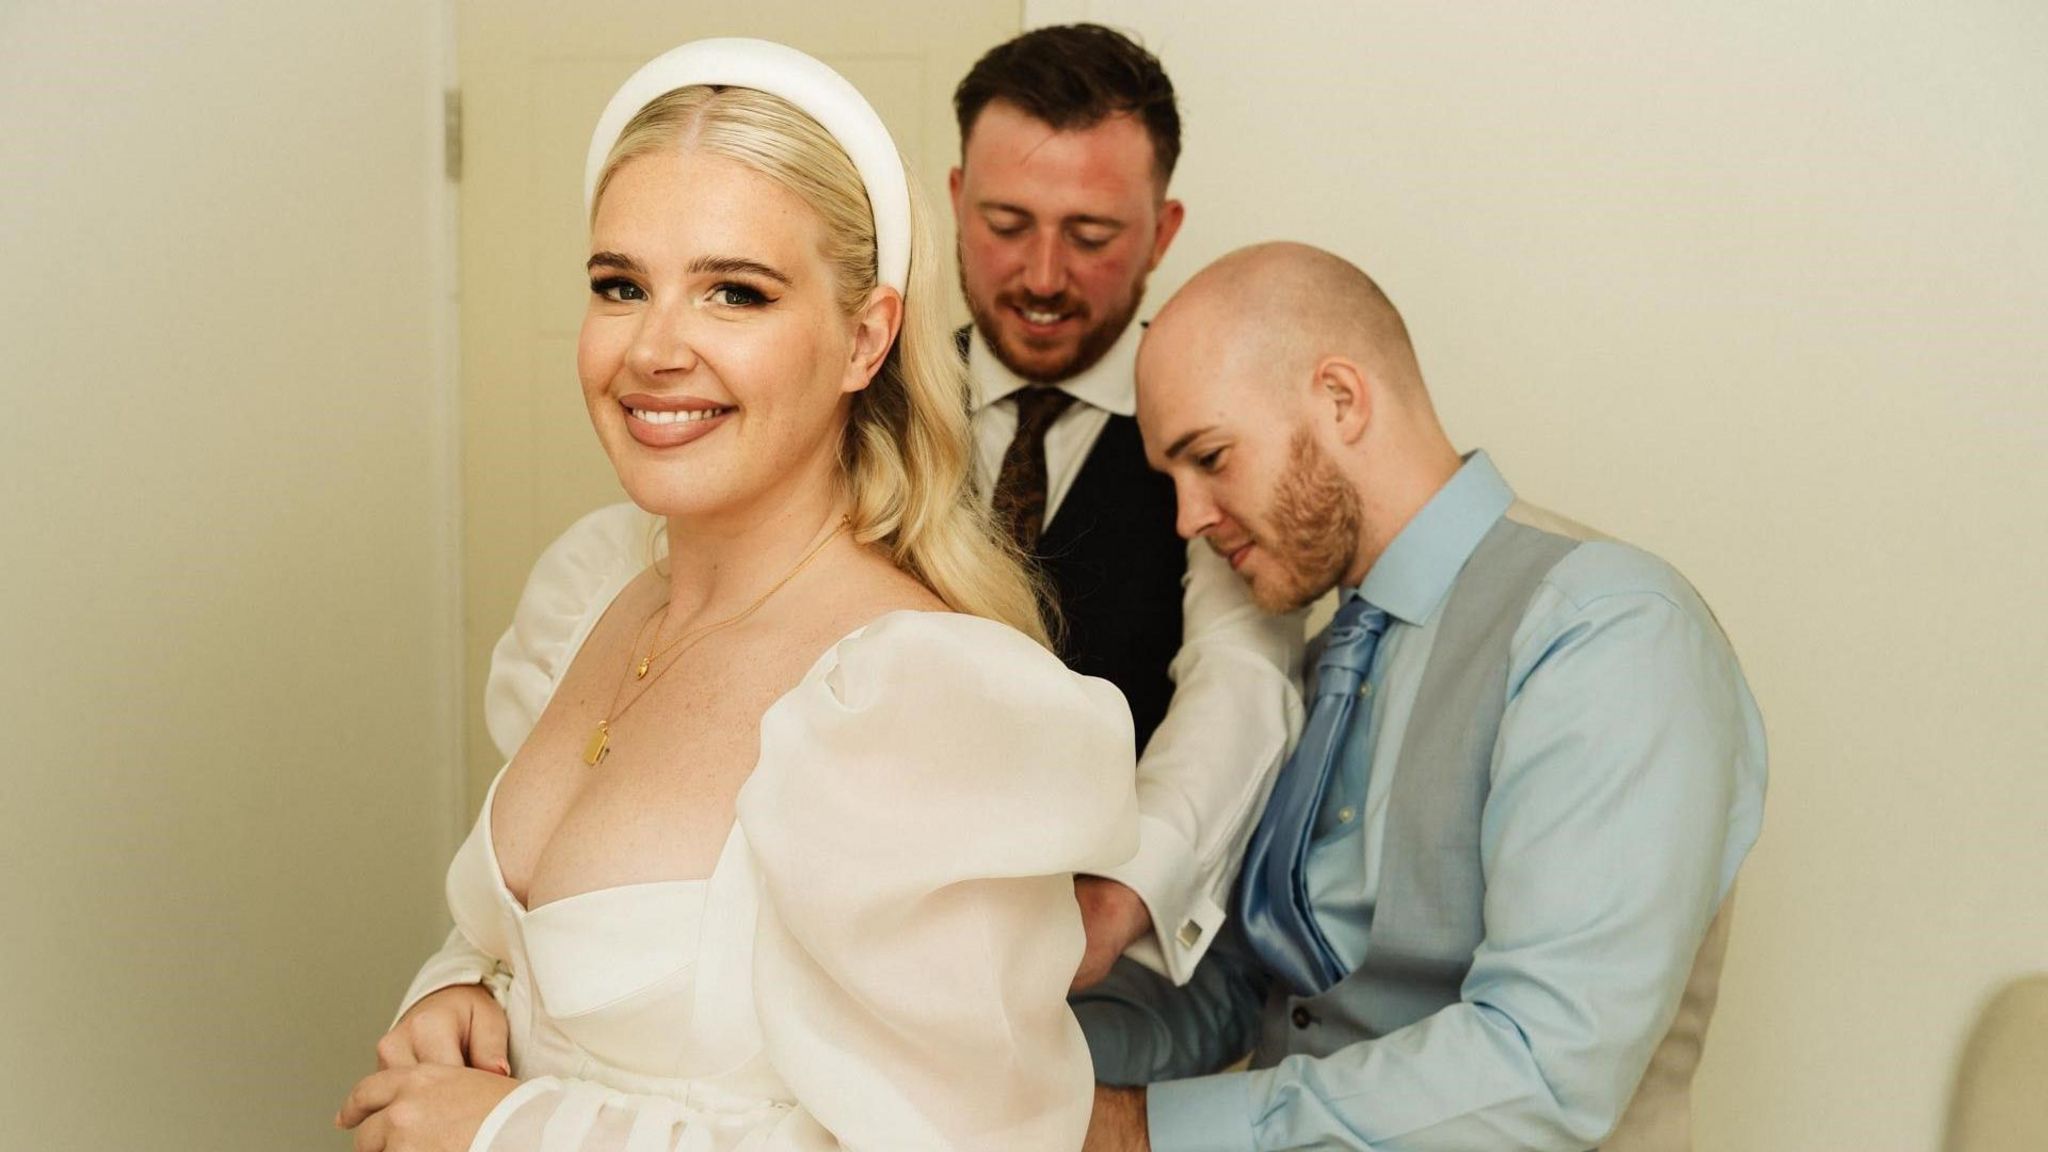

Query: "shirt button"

xmin=1337 ymin=806 xmax=1356 ymax=824
xmin=1357 ymin=682 xmax=1373 ymax=698
xmin=1291 ymin=1006 xmax=1314 ymax=1029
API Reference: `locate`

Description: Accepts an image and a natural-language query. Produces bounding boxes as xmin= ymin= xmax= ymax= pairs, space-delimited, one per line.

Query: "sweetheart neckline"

xmin=480 ymin=765 xmax=726 ymax=918
xmin=481 ymin=601 xmax=961 ymax=917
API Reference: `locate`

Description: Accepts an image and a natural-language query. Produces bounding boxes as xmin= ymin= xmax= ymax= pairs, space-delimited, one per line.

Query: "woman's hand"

xmin=336 ymin=1064 xmax=517 ymax=1152
xmin=376 ymin=983 xmax=510 ymax=1075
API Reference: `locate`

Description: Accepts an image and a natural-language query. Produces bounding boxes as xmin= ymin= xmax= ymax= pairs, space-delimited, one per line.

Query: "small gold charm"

xmin=635 ymin=656 xmax=651 ymax=679
xmin=582 ymin=721 xmax=610 ymax=766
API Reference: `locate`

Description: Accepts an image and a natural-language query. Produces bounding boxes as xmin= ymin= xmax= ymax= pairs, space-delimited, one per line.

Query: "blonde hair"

xmin=593 ymin=85 xmax=1051 ymax=647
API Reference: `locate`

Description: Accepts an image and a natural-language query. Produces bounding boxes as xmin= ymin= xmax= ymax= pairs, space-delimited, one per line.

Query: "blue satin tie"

xmin=1238 ymin=595 xmax=1390 ymax=997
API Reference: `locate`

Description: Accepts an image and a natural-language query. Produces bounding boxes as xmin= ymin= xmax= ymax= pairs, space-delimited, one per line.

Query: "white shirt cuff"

xmin=1098 ymin=813 xmax=1225 ymax=985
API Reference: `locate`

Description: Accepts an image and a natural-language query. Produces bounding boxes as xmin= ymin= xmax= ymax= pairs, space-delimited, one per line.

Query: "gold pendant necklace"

xmin=583 ymin=516 xmax=849 ymax=766
xmin=582 ymin=721 xmax=614 ymax=768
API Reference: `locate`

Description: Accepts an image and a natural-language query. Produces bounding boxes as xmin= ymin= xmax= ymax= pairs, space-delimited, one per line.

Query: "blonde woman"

xmin=337 ymin=39 xmax=1137 ymax=1152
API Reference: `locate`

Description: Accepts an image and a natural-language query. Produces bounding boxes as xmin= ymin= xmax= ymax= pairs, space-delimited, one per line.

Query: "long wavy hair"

xmin=591 ymin=85 xmax=1051 ymax=647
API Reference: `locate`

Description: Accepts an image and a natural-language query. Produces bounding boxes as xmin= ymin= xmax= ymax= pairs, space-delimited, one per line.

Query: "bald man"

xmin=1075 ymin=243 xmax=1767 ymax=1152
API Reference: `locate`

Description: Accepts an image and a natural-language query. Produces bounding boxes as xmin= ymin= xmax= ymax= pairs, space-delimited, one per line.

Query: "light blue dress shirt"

xmin=1074 ymin=452 xmax=1768 ymax=1151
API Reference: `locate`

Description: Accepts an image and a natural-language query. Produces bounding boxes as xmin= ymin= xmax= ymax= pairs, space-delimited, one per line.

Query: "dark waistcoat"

xmin=959 ymin=329 xmax=1185 ymax=752
xmin=1033 ymin=414 xmax=1184 ymax=752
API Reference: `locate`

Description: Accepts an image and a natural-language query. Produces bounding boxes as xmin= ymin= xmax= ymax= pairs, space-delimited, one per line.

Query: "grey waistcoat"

xmin=1250 ymin=509 xmax=1735 ymax=1152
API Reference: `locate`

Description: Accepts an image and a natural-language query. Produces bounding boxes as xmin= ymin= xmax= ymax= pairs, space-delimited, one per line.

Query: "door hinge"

xmin=443 ymin=88 xmax=463 ymax=182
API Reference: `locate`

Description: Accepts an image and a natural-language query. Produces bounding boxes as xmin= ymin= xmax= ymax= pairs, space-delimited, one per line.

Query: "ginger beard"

xmin=1246 ymin=428 xmax=1363 ymax=614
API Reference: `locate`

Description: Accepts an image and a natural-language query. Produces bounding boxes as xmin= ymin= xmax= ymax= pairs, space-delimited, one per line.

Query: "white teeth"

xmin=629 ymin=406 xmax=727 ymax=425
xmin=1022 ymin=309 xmax=1064 ymax=325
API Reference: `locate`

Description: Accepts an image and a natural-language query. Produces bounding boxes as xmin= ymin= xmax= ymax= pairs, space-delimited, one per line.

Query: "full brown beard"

xmin=958 ymin=250 xmax=1146 ymax=385
xmin=1253 ymin=429 xmax=1362 ymax=613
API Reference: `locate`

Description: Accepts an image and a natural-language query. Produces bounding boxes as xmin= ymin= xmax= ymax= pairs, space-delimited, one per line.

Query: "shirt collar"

xmin=966 ymin=320 xmax=1142 ymax=417
xmin=1345 ymin=450 xmax=1515 ymax=627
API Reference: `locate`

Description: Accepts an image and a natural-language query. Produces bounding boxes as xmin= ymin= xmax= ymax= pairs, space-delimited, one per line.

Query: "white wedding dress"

xmin=395 ymin=505 xmax=1139 ymax=1151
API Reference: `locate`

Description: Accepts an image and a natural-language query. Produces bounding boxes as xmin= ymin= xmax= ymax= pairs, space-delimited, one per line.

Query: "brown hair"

xmin=953 ymin=23 xmax=1181 ymax=183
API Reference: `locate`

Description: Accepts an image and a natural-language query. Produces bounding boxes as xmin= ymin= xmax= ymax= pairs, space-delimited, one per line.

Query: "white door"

xmin=455 ymin=1 xmax=1022 ymax=802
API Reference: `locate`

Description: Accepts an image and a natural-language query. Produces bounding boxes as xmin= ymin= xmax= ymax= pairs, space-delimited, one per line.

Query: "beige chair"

xmin=1945 ymin=974 xmax=2048 ymax=1152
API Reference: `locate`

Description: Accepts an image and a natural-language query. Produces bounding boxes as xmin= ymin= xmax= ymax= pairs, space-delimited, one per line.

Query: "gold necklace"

xmin=582 ymin=517 xmax=849 ymax=766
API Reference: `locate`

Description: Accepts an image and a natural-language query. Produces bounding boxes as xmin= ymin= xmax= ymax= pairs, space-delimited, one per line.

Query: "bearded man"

xmin=1077 ymin=242 xmax=1768 ymax=1152
xmin=951 ymin=26 xmax=1303 ymax=991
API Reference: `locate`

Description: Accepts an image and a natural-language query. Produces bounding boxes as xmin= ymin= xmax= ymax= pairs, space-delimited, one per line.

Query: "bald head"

xmin=1137 ymin=242 xmax=1462 ymax=607
xmin=1142 ymin=241 xmax=1424 ymax=409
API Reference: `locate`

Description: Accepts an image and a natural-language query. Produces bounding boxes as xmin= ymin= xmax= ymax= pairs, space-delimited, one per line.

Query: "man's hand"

xmin=336 ymin=1064 xmax=517 ymax=1152
xmin=1084 ymin=1084 xmax=1150 ymax=1152
xmin=375 ymin=983 xmax=510 ymax=1075
xmin=1073 ymin=876 xmax=1154 ymax=992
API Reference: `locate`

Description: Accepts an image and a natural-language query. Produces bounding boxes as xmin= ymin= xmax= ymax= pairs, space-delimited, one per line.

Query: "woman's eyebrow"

xmin=687 ymin=255 xmax=792 ymax=287
xmin=584 ymin=251 xmax=793 ymax=287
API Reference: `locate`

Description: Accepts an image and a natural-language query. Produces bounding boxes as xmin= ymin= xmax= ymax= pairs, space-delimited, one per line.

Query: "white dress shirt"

xmin=968 ymin=323 xmax=1306 ymax=982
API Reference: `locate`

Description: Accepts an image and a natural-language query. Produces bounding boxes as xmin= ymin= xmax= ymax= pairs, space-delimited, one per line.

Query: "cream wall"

xmin=1031 ymin=1 xmax=2048 ymax=1148
xmin=1 ymin=3 xmax=460 ymax=1149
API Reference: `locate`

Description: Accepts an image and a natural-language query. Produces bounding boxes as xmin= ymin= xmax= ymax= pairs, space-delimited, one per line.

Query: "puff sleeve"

xmin=742 ymin=612 xmax=1141 ymax=1150
xmin=484 ymin=503 xmax=659 ymax=760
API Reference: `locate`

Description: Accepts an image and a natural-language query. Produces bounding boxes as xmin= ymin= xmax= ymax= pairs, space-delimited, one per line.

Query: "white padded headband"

xmin=584 ymin=38 xmax=912 ymax=292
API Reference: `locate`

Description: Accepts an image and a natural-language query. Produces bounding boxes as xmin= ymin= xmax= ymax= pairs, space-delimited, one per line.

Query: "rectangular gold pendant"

xmin=582 ymin=722 xmax=610 ymax=766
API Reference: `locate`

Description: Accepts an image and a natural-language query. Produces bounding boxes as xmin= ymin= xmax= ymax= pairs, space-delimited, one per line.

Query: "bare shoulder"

xmin=825 ymin=540 xmax=951 ymax=624
xmin=765 ymin=540 xmax=948 ymax=660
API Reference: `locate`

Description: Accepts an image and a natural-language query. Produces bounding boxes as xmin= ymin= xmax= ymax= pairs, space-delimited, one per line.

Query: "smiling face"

xmin=579 ymin=149 xmax=873 ymax=523
xmin=1138 ymin=326 xmax=1361 ymax=614
xmin=950 ymin=101 xmax=1183 ymax=384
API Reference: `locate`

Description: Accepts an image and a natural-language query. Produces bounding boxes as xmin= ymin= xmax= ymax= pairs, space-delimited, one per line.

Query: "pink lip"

xmin=619 ymin=394 xmax=734 ymax=449
xmin=1225 ymin=543 xmax=1254 ymax=571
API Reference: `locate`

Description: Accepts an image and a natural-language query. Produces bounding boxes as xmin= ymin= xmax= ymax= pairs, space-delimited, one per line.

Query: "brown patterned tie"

xmin=992 ymin=386 xmax=1076 ymax=554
